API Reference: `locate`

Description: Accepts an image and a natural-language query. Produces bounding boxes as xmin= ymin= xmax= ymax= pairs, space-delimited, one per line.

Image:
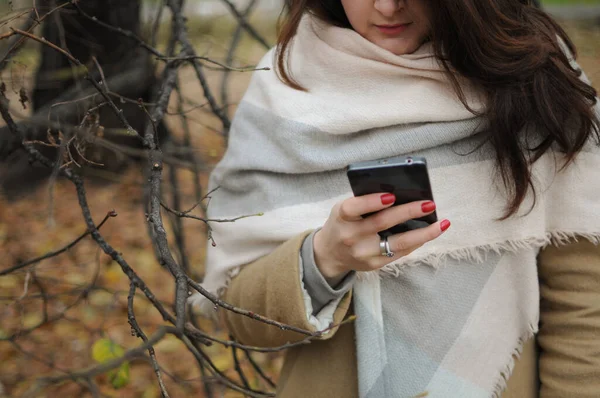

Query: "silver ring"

xmin=379 ymin=236 xmax=395 ymax=258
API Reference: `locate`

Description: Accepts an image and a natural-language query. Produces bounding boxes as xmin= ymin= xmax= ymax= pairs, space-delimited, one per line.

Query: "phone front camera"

xmin=406 ymin=158 xmax=413 ymax=164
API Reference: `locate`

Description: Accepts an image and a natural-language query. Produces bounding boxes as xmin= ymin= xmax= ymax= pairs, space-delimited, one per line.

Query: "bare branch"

xmin=1 ymin=210 xmax=116 ymax=276
xmin=0 ymin=1 xmax=71 ymax=71
xmin=219 ymin=0 xmax=271 ymax=50
xmin=128 ymin=283 xmax=170 ymax=398
xmin=72 ymin=1 xmax=165 ymax=58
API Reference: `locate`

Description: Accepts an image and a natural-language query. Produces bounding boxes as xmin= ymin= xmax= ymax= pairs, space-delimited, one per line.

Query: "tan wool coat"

xmin=223 ymin=231 xmax=600 ymax=397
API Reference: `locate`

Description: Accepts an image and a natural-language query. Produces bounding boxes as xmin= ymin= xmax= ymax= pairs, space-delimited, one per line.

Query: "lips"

xmin=375 ymin=23 xmax=411 ymax=35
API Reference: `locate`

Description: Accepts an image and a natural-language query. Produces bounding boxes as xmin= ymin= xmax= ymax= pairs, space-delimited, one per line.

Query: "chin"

xmin=376 ymin=39 xmax=419 ymax=56
xmin=385 ymin=44 xmax=418 ymax=56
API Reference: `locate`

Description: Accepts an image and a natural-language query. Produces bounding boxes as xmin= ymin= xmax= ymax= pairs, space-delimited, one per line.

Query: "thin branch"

xmin=160 ymin=200 xmax=263 ymax=225
xmin=231 ymin=343 xmax=251 ymax=390
xmin=221 ymin=0 xmax=258 ymax=128
xmin=183 ymin=315 xmax=357 ymax=353
xmin=179 ymin=335 xmax=274 ymax=398
xmin=186 ymin=277 xmax=314 ymax=337
xmin=1 ymin=211 xmax=116 ymax=277
xmin=166 ymin=0 xmax=231 ymax=132
xmin=159 ymin=55 xmax=269 ymax=72
xmin=0 ymin=89 xmax=178 ymax=330
xmin=244 ymin=350 xmax=276 ymax=389
xmin=218 ymin=0 xmax=270 ymax=50
xmin=127 ymin=283 xmax=170 ymax=398
xmin=149 ymin=1 xmax=165 ymax=49
xmin=11 ymin=27 xmax=78 ymax=64
xmin=8 ymin=27 xmax=141 ymax=140
xmin=0 ymin=1 xmax=70 ymax=71
xmin=71 ymin=1 xmax=165 ymax=58
xmin=24 ymin=327 xmax=170 ymax=397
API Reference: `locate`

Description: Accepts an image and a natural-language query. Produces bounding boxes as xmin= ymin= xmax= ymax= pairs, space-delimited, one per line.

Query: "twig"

xmin=149 ymin=0 xmax=165 ymax=49
xmin=165 ymin=144 xmax=190 ymax=272
xmin=8 ymin=27 xmax=141 ymax=140
xmin=24 ymin=327 xmax=170 ymax=398
xmin=175 ymin=78 xmax=203 ymax=205
xmin=218 ymin=0 xmax=270 ymax=50
xmin=1 ymin=210 xmax=116 ymax=276
xmin=159 ymin=55 xmax=269 ymax=72
xmin=231 ymin=342 xmax=251 ymax=390
xmin=11 ymin=27 xmax=78 ymax=64
xmin=160 ymin=200 xmax=263 ymax=225
xmin=0 ymin=1 xmax=70 ymax=71
xmin=244 ymin=350 xmax=276 ymax=389
xmin=221 ymin=0 xmax=258 ymax=131
xmin=179 ymin=335 xmax=274 ymax=398
xmin=186 ymin=277 xmax=314 ymax=337
xmin=72 ymin=1 xmax=165 ymax=58
xmin=166 ymin=0 xmax=231 ymax=132
xmin=1 ymin=89 xmax=178 ymax=330
xmin=127 ymin=283 xmax=170 ymax=398
xmin=183 ymin=315 xmax=357 ymax=353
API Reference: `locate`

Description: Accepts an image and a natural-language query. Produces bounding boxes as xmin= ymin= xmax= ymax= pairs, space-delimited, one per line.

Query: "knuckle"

xmin=339 ymin=230 xmax=356 ymax=247
xmin=369 ymin=213 xmax=389 ymax=232
xmin=408 ymin=204 xmax=422 ymax=220
xmin=393 ymin=239 xmax=408 ymax=253
xmin=337 ymin=202 xmax=351 ymax=221
xmin=427 ymin=225 xmax=441 ymax=240
xmin=348 ymin=245 xmax=362 ymax=259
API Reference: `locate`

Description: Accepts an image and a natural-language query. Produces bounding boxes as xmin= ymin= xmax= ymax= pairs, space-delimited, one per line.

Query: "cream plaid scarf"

xmin=190 ymin=15 xmax=600 ymax=397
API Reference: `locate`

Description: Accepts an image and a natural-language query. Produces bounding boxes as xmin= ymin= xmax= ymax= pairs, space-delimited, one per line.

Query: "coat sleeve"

xmin=537 ymin=238 xmax=600 ymax=397
xmin=222 ymin=230 xmax=353 ymax=347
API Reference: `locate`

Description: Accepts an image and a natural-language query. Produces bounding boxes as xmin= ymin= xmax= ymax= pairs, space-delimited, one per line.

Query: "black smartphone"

xmin=346 ymin=156 xmax=437 ymax=237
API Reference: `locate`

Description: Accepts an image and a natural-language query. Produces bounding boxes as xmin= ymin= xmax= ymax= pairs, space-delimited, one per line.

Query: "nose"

xmin=374 ymin=0 xmax=404 ymax=17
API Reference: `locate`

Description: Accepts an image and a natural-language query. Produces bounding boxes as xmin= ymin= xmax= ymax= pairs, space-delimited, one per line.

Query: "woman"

xmin=190 ymin=0 xmax=600 ymax=396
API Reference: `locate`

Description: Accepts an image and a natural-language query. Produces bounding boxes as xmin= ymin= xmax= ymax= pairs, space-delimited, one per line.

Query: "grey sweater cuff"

xmin=301 ymin=229 xmax=356 ymax=314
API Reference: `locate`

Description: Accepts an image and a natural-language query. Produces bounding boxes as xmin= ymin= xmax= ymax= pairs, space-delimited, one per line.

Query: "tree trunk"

xmin=1 ymin=0 xmax=168 ymax=197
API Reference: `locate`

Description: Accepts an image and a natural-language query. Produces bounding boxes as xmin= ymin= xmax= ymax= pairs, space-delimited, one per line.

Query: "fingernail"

xmin=421 ymin=201 xmax=436 ymax=213
xmin=440 ymin=219 xmax=451 ymax=232
xmin=381 ymin=193 xmax=395 ymax=205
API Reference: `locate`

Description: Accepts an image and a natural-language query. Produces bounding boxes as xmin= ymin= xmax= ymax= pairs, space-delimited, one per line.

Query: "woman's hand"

xmin=313 ymin=193 xmax=450 ymax=279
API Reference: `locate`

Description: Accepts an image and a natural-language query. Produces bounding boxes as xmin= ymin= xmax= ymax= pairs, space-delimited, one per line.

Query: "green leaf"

xmin=91 ymin=338 xmax=130 ymax=389
xmin=109 ymin=363 xmax=130 ymax=389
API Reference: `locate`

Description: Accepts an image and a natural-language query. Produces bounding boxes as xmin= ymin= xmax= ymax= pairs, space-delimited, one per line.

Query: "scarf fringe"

xmin=191 ymin=230 xmax=600 ymax=317
xmin=491 ymin=321 xmax=539 ymax=398
xmin=361 ymin=230 xmax=600 ymax=281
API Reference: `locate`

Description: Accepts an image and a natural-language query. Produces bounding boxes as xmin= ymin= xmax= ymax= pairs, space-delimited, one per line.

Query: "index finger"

xmin=338 ymin=192 xmax=396 ymax=221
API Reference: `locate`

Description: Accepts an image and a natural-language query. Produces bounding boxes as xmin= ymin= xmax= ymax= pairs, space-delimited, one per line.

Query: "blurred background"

xmin=0 ymin=0 xmax=599 ymax=397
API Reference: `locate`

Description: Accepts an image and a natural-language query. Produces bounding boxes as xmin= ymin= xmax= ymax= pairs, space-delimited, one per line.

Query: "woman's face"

xmin=340 ymin=0 xmax=432 ymax=55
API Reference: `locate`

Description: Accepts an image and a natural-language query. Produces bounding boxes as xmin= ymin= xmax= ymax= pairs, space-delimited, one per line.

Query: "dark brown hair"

xmin=276 ymin=0 xmax=599 ymax=218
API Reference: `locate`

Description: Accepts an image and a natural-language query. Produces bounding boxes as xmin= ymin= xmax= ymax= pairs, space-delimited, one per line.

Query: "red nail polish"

xmin=421 ymin=201 xmax=436 ymax=213
xmin=440 ymin=219 xmax=451 ymax=232
xmin=381 ymin=193 xmax=395 ymax=205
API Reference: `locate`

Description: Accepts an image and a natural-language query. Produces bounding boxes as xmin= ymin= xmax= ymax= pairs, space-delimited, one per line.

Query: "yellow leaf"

xmin=91 ymin=338 xmax=131 ymax=389
xmin=92 ymin=338 xmax=125 ymax=363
